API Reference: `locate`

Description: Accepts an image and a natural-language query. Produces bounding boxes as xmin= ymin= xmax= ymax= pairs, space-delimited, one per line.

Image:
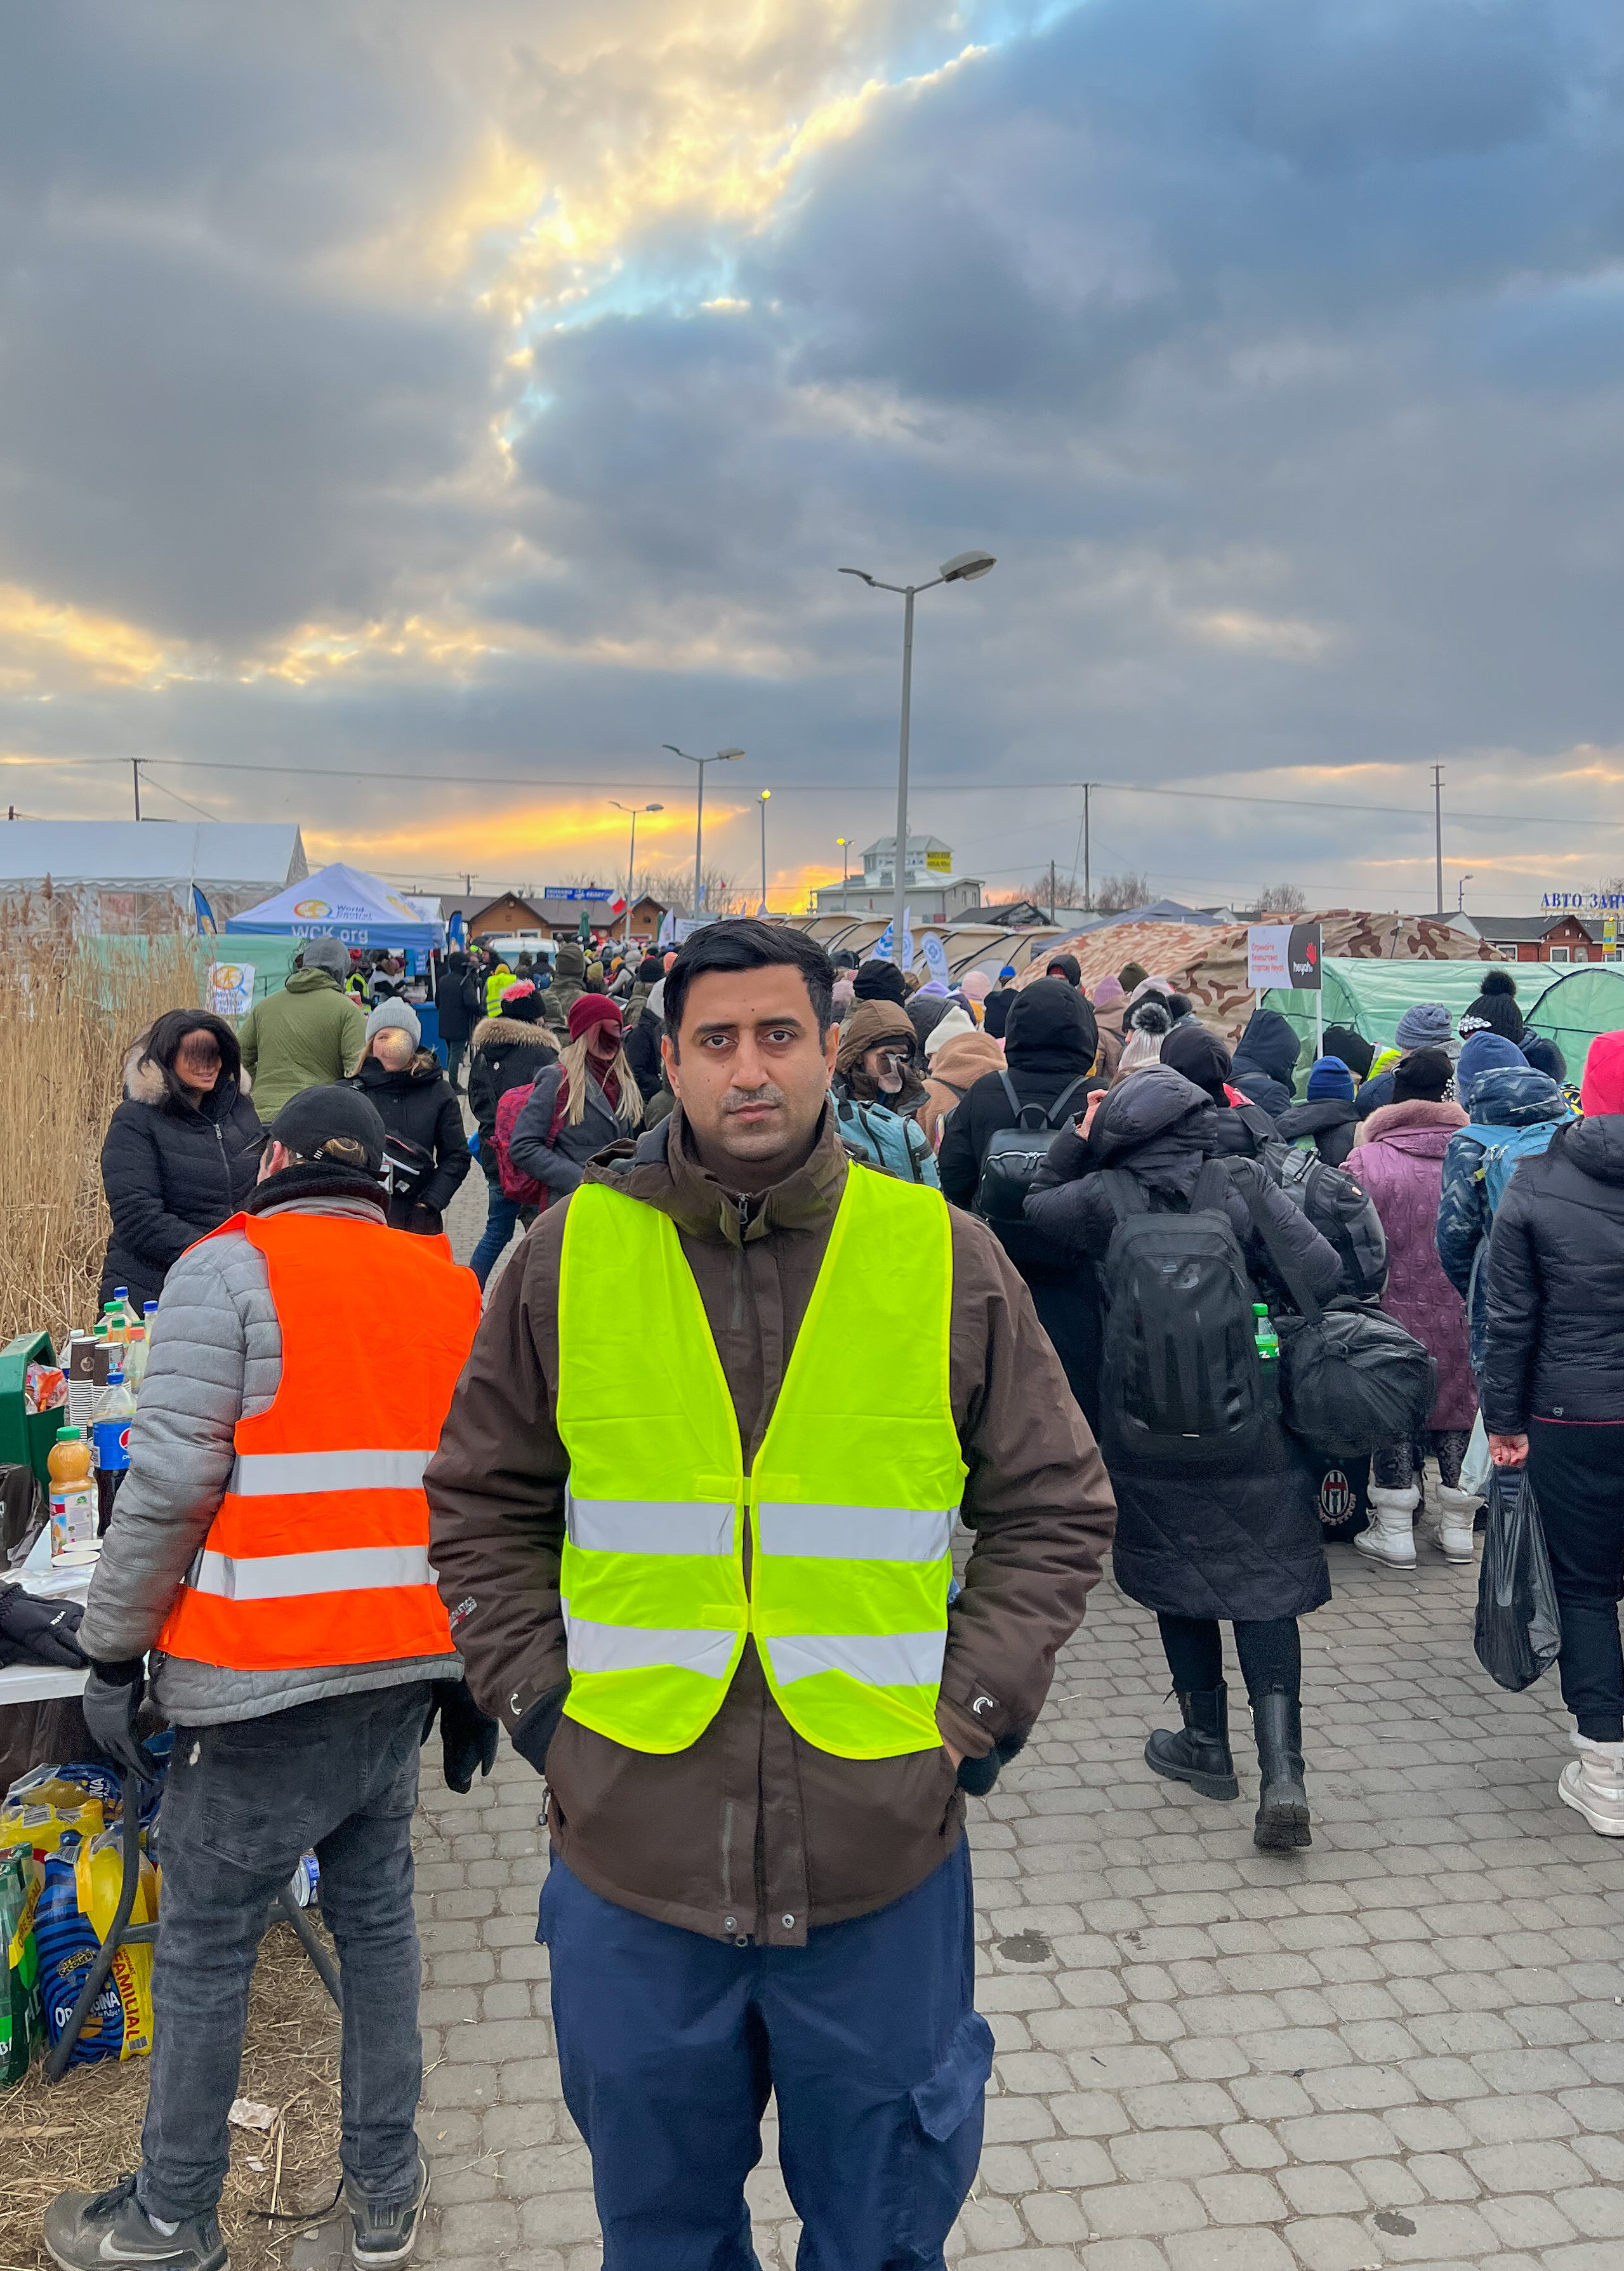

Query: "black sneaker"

xmin=348 ymin=2155 xmax=428 ymax=2269
xmin=43 ymin=2176 xmax=227 ymax=2271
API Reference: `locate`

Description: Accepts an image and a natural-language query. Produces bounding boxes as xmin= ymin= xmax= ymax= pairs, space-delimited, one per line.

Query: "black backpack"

xmin=1258 ymin=1139 xmax=1388 ymax=1300
xmin=974 ymin=1073 xmax=1094 ymax=1223
xmin=1097 ymin=1162 xmax=1270 ymax=1472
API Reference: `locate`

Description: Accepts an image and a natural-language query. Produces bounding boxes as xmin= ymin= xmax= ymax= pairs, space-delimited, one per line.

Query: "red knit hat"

xmin=568 ymin=994 xmax=623 ymax=1043
xmin=1580 ymin=1030 xmax=1624 ymax=1117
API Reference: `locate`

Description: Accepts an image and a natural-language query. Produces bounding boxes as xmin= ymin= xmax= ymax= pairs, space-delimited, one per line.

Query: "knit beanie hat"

xmin=568 ymin=994 xmax=624 ymax=1044
xmin=1118 ymin=961 xmax=1150 ymax=991
xmin=1393 ymin=1046 xmax=1453 ymax=1103
xmin=364 ymin=998 xmax=421 ymax=1047
xmin=998 ymin=965 xmax=1017 ymax=982
xmin=1581 ymin=1030 xmax=1624 ymax=1117
xmin=499 ymin=983 xmax=547 ymax=1024
xmin=853 ymin=958 xmax=909 ymax=1006
xmin=1522 ymin=1033 xmax=1567 ymax=1083
xmin=1305 ymin=1056 xmax=1357 ymax=1103
xmin=1456 ymin=1031 xmax=1526 ymax=1096
xmin=1092 ymin=975 xmax=1125 ymax=1008
xmin=960 ymin=970 xmax=991 ymax=1001
xmin=1394 ymin=1001 xmax=1453 ymax=1051
xmin=1321 ymin=1023 xmax=1375 ymax=1080
xmin=1456 ymin=969 xmax=1524 ymax=1043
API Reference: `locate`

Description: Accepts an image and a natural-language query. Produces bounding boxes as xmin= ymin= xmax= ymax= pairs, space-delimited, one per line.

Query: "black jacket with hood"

xmin=937 ymin=979 xmax=1108 ymax=1426
xmin=99 ymin=1040 xmax=265 ymax=1309
xmin=1025 ymin=1066 xmax=1340 ymax=1622
xmin=1274 ymin=1097 xmax=1359 ymax=1167
xmin=1480 ymin=1115 xmax=1624 ymax=1431
xmin=435 ymin=954 xmax=484 ymax=1046
xmin=466 ymin=1008 xmax=560 ymax=1181
xmin=1160 ymin=1023 xmax=1280 ymax=1158
xmin=349 ymin=1049 xmax=472 ymax=1230
xmin=1229 ymin=1008 xmax=1302 ymax=1120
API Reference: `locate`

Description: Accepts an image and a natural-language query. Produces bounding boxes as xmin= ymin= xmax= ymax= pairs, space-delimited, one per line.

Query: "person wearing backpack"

xmin=1160 ymin=1024 xmax=1279 ymax=1156
xmin=1026 ymin=1065 xmax=1343 ymax=1848
xmin=1275 ymin=1057 xmax=1361 ymax=1167
xmin=1346 ymin=1049 xmax=1474 ymax=1566
xmin=466 ymin=984 xmax=559 ymax=1287
xmin=829 ymin=1000 xmax=940 ymax=1184
xmin=1436 ymin=1033 xmax=1573 ymax=1385
xmin=939 ymin=981 xmax=1106 ymax=1422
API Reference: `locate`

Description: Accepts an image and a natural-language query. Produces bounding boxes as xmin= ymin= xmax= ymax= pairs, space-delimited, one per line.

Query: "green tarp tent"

xmin=1523 ymin=965 xmax=1624 ymax=1076
xmin=81 ymin=932 xmax=305 ymax=1017
xmin=1260 ymin=958 xmax=1563 ymax=1071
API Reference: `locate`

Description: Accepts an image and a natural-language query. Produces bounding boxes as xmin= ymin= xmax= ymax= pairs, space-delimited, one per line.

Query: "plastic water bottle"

xmin=1253 ymin=1302 xmax=1279 ymax=1364
xmin=121 ymin=1327 xmax=149 ymax=1401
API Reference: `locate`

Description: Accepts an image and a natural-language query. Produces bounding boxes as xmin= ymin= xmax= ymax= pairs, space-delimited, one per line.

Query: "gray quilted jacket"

xmin=79 ymin=1187 xmax=458 ymax=1726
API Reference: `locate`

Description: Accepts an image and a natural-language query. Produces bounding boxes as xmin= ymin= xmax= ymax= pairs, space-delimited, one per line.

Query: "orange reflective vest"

xmin=155 ymin=1210 xmax=481 ymax=1673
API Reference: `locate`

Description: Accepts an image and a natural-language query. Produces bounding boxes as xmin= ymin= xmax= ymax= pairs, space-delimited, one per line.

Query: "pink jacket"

xmin=1349 ymin=1099 xmax=1475 ymax=1431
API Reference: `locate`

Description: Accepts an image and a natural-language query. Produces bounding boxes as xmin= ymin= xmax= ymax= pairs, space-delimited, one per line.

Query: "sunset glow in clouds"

xmin=3 ymin=2 xmax=1624 ymax=909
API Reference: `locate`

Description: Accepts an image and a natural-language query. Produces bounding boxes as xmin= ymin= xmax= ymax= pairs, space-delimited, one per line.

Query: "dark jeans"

xmin=1158 ymin=1612 xmax=1301 ymax=1701
xmin=138 ymin=1684 xmax=432 ymax=2224
xmin=445 ymin=1038 xmax=467 ymax=1090
xmin=470 ymin=1179 xmax=536 ymax=1288
xmin=540 ymin=1843 xmax=991 ymax=2271
xmin=1528 ymin=1419 xmax=1624 ymax=1742
xmin=1371 ymin=1428 xmax=1471 ymax=1492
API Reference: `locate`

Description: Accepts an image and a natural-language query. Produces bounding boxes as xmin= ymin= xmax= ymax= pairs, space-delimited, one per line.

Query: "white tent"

xmin=0 ymin=821 xmax=307 ymax=932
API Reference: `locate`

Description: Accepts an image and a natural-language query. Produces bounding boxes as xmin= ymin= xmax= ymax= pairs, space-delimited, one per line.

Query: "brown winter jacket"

xmin=426 ymin=1101 xmax=1115 ymax=1947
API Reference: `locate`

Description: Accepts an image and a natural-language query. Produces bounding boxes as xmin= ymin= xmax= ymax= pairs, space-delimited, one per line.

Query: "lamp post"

xmin=838 ymin=550 xmax=996 ymax=966
xmin=1457 ymin=872 xmax=1474 ymax=915
xmin=836 ymin=836 xmax=851 ymax=889
xmin=664 ymin=745 xmax=744 ymax=917
xmin=609 ymin=801 xmax=663 ymax=944
xmin=756 ymin=791 xmax=772 ymax=915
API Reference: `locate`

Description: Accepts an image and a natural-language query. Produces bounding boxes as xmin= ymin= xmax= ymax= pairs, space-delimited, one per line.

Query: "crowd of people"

xmin=54 ymin=918 xmax=1624 ymax=2271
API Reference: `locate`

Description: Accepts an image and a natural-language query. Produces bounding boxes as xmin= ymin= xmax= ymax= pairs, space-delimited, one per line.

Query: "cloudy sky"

xmin=3 ymin=0 xmax=1623 ymax=916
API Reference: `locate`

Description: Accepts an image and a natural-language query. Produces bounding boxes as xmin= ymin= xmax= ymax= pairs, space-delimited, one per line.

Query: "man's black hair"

xmin=663 ymin=918 xmax=836 ymax=1049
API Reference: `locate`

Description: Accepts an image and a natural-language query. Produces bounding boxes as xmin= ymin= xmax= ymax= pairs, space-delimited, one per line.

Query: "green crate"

xmin=0 ymin=1330 xmax=62 ymax=1491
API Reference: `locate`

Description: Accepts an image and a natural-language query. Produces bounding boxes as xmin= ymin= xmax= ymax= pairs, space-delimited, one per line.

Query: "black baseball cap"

xmin=268 ymin=1085 xmax=387 ymax=1173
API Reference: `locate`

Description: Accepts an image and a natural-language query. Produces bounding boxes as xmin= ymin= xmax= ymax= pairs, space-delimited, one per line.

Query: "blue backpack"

xmin=1463 ymin=1119 xmax=1564 ymax=1369
xmin=832 ymin=1094 xmax=939 ymax=1186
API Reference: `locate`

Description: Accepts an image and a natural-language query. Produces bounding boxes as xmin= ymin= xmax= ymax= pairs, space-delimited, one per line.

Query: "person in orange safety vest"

xmin=50 ymin=1085 xmax=489 ymax=2271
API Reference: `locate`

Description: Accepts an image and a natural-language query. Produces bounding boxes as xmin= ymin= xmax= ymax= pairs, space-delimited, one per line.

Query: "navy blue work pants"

xmin=539 ymin=1842 xmax=992 ymax=2271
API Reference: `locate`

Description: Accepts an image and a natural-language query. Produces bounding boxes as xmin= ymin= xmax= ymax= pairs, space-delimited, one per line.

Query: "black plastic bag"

xmin=1474 ymin=1466 xmax=1561 ymax=1693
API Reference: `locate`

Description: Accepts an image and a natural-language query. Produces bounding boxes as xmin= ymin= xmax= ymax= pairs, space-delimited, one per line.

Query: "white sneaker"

xmin=1559 ymin=1737 xmax=1624 ymax=1836
xmin=1429 ymin=1484 xmax=1481 ymax=1564
xmin=1354 ymin=1485 xmax=1419 ymax=1570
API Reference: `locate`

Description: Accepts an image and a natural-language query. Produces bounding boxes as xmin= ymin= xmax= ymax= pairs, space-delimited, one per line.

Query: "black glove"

xmin=955 ymin=1726 xmax=1029 ymax=1798
xmin=82 ymin=1659 xmax=157 ymax=1780
xmin=425 ymin=1679 xmax=500 ymax=1794
xmin=0 ymin=1585 xmax=88 ymax=1669
xmin=510 ymin=1684 xmax=569 ymax=1779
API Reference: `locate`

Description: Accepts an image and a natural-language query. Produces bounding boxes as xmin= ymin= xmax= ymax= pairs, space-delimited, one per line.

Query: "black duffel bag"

xmin=1240 ymin=1184 xmax=1436 ymax=1459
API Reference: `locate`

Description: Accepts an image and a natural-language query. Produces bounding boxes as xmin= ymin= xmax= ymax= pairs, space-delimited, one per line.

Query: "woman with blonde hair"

xmin=507 ymin=995 xmax=642 ymax=1200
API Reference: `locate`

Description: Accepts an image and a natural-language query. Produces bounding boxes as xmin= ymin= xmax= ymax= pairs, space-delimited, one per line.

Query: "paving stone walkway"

xmin=411 ymin=1170 xmax=1624 ymax=2270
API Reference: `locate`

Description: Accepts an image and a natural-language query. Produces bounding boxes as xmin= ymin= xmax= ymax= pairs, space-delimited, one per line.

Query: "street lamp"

xmin=838 ymin=550 xmax=996 ymax=967
xmin=1457 ymin=873 xmax=1474 ymax=915
xmin=609 ymin=801 xmax=663 ymax=944
xmin=664 ymin=745 xmax=744 ymax=916
xmin=836 ymin=837 xmax=852 ymax=889
xmin=757 ymin=791 xmax=772 ymax=915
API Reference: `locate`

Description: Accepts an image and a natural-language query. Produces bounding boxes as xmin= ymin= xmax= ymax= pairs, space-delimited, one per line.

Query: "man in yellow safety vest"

xmin=426 ymin=918 xmax=1116 ymax=2271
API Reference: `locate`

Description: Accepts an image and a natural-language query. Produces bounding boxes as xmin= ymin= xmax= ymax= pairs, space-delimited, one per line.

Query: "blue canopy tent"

xmin=224 ymin=863 xmax=445 ymax=971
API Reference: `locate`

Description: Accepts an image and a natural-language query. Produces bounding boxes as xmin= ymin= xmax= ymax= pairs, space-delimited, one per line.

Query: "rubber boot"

xmin=1251 ymin=1690 xmax=1311 ymax=1850
xmin=1354 ymin=1484 xmax=1419 ymax=1568
xmin=1429 ymin=1483 xmax=1482 ymax=1563
xmin=1559 ymin=1735 xmax=1624 ymax=1837
xmin=1144 ymin=1685 xmax=1240 ymax=1800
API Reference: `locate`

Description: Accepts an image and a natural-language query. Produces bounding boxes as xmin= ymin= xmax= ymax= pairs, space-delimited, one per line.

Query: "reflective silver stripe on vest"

xmin=228 ymin=1449 xmax=431 ymax=1497
xmin=561 ymin=1603 xmax=737 ymax=1680
xmin=189 ymin=1544 xmax=433 ymax=1601
xmin=765 ymin=1629 xmax=946 ymax=1690
xmin=755 ymin=1504 xmax=955 ymax=1565
xmin=567 ymin=1495 xmax=735 ymax=1557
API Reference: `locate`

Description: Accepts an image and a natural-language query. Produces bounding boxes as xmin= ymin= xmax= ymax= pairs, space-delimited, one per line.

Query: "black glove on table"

xmin=424 ymin=1679 xmax=500 ymax=1794
xmin=82 ymin=1658 xmax=157 ymax=1781
xmin=0 ymin=1584 xmax=88 ymax=1669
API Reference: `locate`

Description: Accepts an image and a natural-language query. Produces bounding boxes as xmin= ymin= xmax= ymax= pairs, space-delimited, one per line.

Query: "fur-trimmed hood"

xmin=470 ymin=1013 xmax=557 ymax=1056
xmin=122 ymin=1042 xmax=251 ymax=1109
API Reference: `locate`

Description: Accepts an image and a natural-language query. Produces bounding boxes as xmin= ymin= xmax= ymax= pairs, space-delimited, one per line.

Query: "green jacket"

xmin=237 ymin=969 xmax=368 ymax=1120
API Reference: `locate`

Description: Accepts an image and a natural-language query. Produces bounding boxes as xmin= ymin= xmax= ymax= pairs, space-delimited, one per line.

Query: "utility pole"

xmin=1049 ymin=859 xmax=1057 ymax=924
xmin=1432 ymin=764 xmax=1444 ymax=916
xmin=1083 ymin=783 xmax=1092 ymax=911
xmin=132 ymin=760 xmax=142 ymax=823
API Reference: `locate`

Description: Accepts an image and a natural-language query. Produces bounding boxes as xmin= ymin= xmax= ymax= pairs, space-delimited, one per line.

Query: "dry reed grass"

xmin=0 ymin=903 xmax=204 ymax=1349
xmin=0 ymin=1916 xmax=343 ymax=2271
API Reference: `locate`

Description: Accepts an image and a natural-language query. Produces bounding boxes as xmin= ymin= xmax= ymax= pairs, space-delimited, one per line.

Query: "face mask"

xmin=868 ymin=1048 xmax=908 ymax=1096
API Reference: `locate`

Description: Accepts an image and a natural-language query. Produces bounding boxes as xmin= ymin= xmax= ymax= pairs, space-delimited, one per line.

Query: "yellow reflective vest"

xmin=555 ymin=1161 xmax=966 ymax=1759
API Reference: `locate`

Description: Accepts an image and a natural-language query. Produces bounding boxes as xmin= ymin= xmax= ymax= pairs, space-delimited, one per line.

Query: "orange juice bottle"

xmin=48 ymin=1427 xmax=97 ymax=1564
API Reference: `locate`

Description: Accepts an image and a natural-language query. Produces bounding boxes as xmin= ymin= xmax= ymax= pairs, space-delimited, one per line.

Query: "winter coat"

xmin=547 ymin=941 xmax=588 ymax=1031
xmin=435 ymin=957 xmax=483 ymax=1046
xmin=923 ymin=1004 xmax=977 ymax=1058
xmin=937 ymin=982 xmax=1108 ymax=1429
xmin=981 ymin=985 xmax=1017 ymax=1040
xmin=466 ymin=1013 xmax=559 ymax=1180
xmin=622 ymin=1006 xmax=666 ymax=1103
xmin=1274 ymin=1096 xmax=1359 ymax=1168
xmin=424 ymin=1102 xmax=1116 ymax=1944
xmin=1481 ymin=1115 xmax=1624 ymax=1431
xmin=918 ymin=1031 xmax=1005 ymax=1149
xmin=1347 ymin=1100 xmax=1474 ymax=1430
xmin=99 ymin=1053 xmax=266 ymax=1310
xmin=1355 ymin=1068 xmax=1397 ymax=1120
xmin=349 ymin=1049 xmax=471 ymax=1232
xmin=833 ymin=1000 xmax=928 ymax=1118
xmin=235 ymin=968 xmax=368 ymax=1121
xmin=1025 ymin=1065 xmax=1340 ymax=1622
xmin=1436 ymin=1066 xmax=1571 ymax=1375
xmin=907 ymin=991 xmax=952 ymax=1051
xmin=1228 ymin=1008 xmax=1301 ymax=1120
xmin=80 ymin=1169 xmax=470 ymax=1725
xmin=506 ymin=1061 xmax=629 ymax=1198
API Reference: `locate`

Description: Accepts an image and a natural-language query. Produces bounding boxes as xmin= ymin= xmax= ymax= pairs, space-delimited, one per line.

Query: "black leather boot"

xmin=1252 ymin=1689 xmax=1310 ymax=1850
xmin=1144 ymin=1685 xmax=1239 ymax=1799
